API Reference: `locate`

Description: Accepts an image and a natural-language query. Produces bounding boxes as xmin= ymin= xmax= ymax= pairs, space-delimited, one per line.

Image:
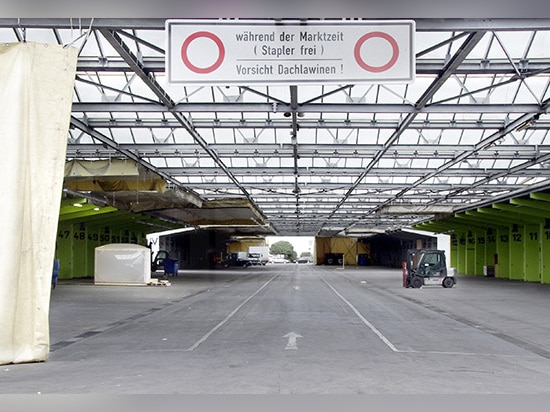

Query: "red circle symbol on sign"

xmin=181 ymin=31 xmax=225 ymax=74
xmin=354 ymin=31 xmax=399 ymax=73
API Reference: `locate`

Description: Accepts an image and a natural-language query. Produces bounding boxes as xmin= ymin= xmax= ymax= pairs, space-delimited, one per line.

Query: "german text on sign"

xmin=166 ymin=20 xmax=415 ymax=85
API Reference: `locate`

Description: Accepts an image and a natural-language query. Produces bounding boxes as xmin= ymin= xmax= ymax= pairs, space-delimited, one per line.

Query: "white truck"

xmin=248 ymin=246 xmax=270 ymax=265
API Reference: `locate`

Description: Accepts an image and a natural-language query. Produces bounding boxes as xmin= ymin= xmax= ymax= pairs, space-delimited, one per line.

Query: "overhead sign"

xmin=166 ymin=20 xmax=415 ymax=85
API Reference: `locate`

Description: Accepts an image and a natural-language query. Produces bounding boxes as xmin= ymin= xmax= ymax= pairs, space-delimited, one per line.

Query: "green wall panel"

xmin=450 ymin=234 xmax=458 ymax=268
xmin=541 ymin=226 xmax=550 ymax=284
xmin=86 ymin=226 xmax=102 ymax=278
xmin=71 ymin=225 xmax=89 ymax=278
xmin=524 ymin=225 xmax=541 ymax=282
xmin=457 ymin=232 xmax=467 ymax=274
xmin=56 ymin=222 xmax=74 ymax=279
xmin=485 ymin=230 xmax=497 ymax=272
xmin=474 ymin=230 xmax=485 ymax=275
xmin=55 ymin=219 xmax=150 ymax=279
xmin=466 ymin=231 xmax=476 ymax=275
xmin=496 ymin=228 xmax=510 ymax=279
xmin=424 ymin=191 xmax=550 ymax=283
xmin=509 ymin=226 xmax=524 ymax=280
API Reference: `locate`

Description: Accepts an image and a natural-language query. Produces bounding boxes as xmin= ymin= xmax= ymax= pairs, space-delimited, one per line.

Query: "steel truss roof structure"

xmin=2 ymin=18 xmax=550 ymax=237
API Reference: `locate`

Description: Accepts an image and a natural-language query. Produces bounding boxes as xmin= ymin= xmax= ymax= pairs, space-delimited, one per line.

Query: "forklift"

xmin=151 ymin=250 xmax=169 ymax=272
xmin=222 ymin=252 xmax=252 ymax=268
xmin=404 ymin=249 xmax=457 ymax=288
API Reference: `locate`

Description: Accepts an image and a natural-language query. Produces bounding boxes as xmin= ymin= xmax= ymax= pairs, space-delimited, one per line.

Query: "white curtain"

xmin=0 ymin=42 xmax=77 ymax=364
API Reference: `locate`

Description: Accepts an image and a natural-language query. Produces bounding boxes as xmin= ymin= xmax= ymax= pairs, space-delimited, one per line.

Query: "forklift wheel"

xmin=411 ymin=276 xmax=423 ymax=289
xmin=442 ymin=277 xmax=455 ymax=288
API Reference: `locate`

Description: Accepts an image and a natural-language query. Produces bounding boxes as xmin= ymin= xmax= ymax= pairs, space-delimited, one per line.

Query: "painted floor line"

xmin=322 ymin=277 xmax=399 ymax=352
xmin=398 ymin=349 xmax=537 ymax=358
xmin=186 ymin=274 xmax=278 ymax=351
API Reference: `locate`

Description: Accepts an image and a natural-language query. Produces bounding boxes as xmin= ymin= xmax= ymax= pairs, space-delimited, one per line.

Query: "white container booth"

xmin=94 ymin=243 xmax=151 ymax=285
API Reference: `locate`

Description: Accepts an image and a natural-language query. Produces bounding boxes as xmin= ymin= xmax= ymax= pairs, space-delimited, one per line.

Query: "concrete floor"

xmin=3 ymin=264 xmax=550 ymax=395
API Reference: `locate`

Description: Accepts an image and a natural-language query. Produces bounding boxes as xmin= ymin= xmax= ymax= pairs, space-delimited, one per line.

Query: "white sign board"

xmin=166 ymin=20 xmax=415 ymax=85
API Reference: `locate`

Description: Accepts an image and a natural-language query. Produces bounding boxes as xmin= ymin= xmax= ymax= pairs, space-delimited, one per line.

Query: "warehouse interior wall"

xmin=314 ymin=233 xmax=440 ymax=268
xmin=451 ymin=224 xmax=550 ymax=284
xmin=0 ymin=42 xmax=78 ymax=364
xmin=55 ymin=220 xmax=149 ymax=279
xmin=159 ymin=229 xmax=233 ymax=269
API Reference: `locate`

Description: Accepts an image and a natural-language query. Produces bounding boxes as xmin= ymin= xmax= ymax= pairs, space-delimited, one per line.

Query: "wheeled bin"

xmin=52 ymin=258 xmax=60 ymax=289
xmin=163 ymin=258 xmax=179 ymax=276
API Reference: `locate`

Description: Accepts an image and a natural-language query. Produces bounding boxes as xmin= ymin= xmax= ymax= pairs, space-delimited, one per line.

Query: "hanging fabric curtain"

xmin=0 ymin=42 xmax=78 ymax=364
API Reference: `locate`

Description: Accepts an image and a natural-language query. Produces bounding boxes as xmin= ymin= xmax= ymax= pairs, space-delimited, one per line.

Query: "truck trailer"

xmin=248 ymin=246 xmax=270 ymax=265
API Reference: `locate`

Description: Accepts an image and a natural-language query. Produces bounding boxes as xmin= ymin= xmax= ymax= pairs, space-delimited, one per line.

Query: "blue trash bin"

xmin=52 ymin=258 xmax=60 ymax=289
xmin=163 ymin=258 xmax=179 ymax=276
xmin=358 ymin=254 xmax=369 ymax=266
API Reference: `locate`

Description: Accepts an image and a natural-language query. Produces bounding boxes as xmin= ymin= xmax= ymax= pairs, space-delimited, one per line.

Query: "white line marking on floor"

xmin=322 ymin=277 xmax=399 ymax=352
xmin=186 ymin=275 xmax=277 ymax=351
xmin=399 ymin=349 xmax=538 ymax=358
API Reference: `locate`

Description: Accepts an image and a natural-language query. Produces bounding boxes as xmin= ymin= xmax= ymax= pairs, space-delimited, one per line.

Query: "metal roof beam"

xmin=478 ymin=206 xmax=545 ymax=225
xmin=77 ymin=118 xmax=550 ymax=131
xmin=530 ymin=192 xmax=550 ymax=203
xmin=97 ymin=27 xmax=269 ymax=223
xmin=4 ymin=18 xmax=550 ymax=31
xmin=492 ymin=203 xmax=550 ymax=219
xmin=449 ymin=214 xmax=503 ymax=230
xmin=72 ymin=102 xmax=545 ymax=114
xmin=66 ymin=143 xmax=549 ymax=159
xmin=511 ymin=198 xmax=550 ymax=212
xmin=402 ymin=96 xmax=550 ymax=210
xmin=4 ymin=19 xmax=550 ymax=236
xmin=322 ymin=30 xmax=487 ymax=232
xmin=413 ymin=222 xmax=454 ymax=233
xmin=157 ymin=166 xmax=546 ymax=177
xmin=426 ymin=149 xmax=550 ymax=207
xmin=455 ymin=179 xmax=550 ymax=213
xmin=465 ymin=210 xmax=516 ymax=227
xmin=191 ymin=186 xmax=507 ymax=194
